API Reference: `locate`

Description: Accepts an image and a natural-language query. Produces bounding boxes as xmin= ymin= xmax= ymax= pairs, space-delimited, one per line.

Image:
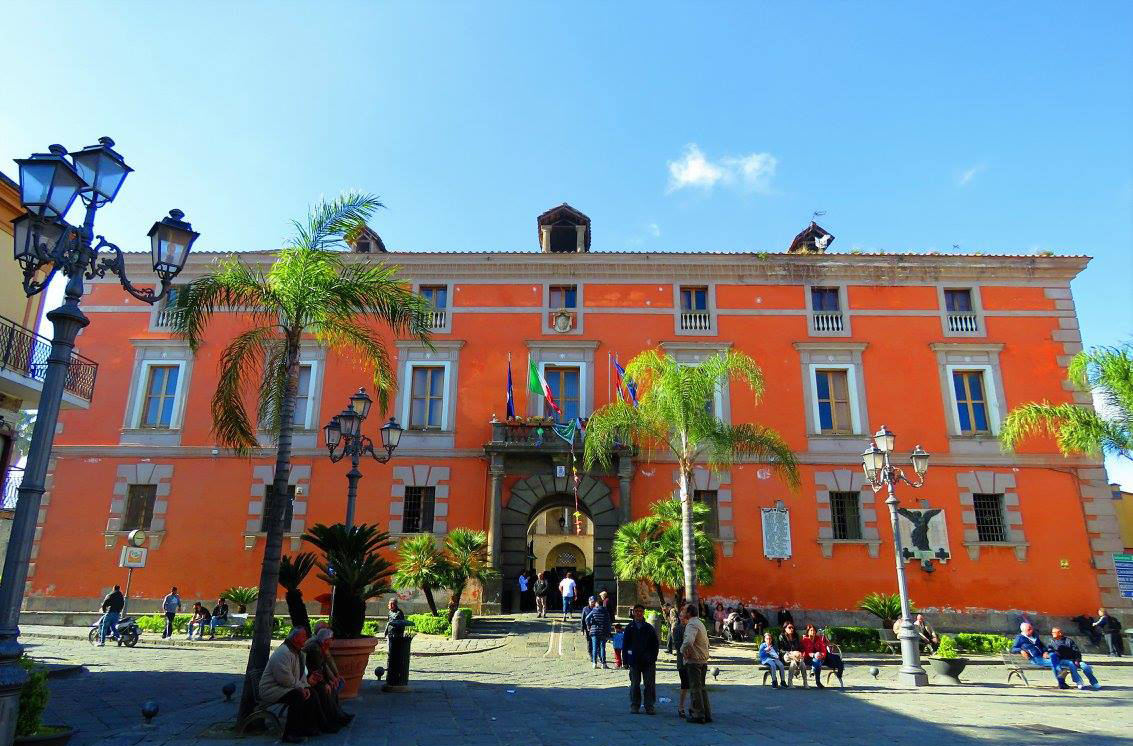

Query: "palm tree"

xmin=279 ymin=552 xmax=317 ymax=634
xmin=170 ymin=192 xmax=432 ymax=719
xmin=393 ymin=533 xmax=444 ymax=615
xmin=584 ymin=349 xmax=799 ymax=604
xmin=1000 ymin=344 xmax=1133 ymax=459
xmin=438 ymin=528 xmax=498 ymax=622
xmin=611 ymin=498 xmax=715 ymax=606
xmin=304 ymin=523 xmax=396 ymax=638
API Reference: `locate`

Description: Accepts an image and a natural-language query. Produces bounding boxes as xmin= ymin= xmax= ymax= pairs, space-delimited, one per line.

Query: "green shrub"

xmin=361 ymin=620 xmax=382 ymax=637
xmin=824 ymin=625 xmax=881 ymax=652
xmin=16 ymin=656 xmax=49 ymax=738
xmin=136 ymin=613 xmax=192 ymax=633
xmin=953 ymin=633 xmax=1012 ymax=654
xmin=936 ymin=635 xmax=959 ymax=659
xmin=858 ymin=593 xmax=914 ymax=627
xmin=408 ymin=613 xmax=450 ymax=636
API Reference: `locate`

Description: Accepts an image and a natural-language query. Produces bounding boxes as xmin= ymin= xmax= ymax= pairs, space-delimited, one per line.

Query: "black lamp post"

xmin=324 ymin=387 xmax=402 ymax=527
xmin=0 ymin=138 xmax=197 ymax=743
xmin=861 ymin=425 xmax=931 ymax=687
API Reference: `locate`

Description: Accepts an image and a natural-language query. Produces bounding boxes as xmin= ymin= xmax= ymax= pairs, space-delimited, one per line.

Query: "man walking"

xmin=532 ymin=571 xmax=549 ymax=618
xmin=99 ymin=584 xmax=124 ymax=646
xmin=161 ymin=586 xmax=182 ymax=639
xmin=680 ymin=603 xmax=712 ymax=724
xmin=1093 ymin=609 xmax=1124 ymax=657
xmin=623 ymin=604 xmax=659 ymax=714
xmin=558 ymin=572 xmax=577 ymax=620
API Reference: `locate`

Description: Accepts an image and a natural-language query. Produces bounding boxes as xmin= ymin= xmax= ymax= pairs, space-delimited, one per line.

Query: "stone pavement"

xmin=20 ymin=615 xmax=1133 ymax=746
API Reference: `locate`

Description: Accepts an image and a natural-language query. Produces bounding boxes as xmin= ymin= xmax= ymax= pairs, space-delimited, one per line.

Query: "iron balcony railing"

xmin=2 ymin=467 xmax=22 ymax=510
xmin=0 ymin=314 xmax=98 ymax=402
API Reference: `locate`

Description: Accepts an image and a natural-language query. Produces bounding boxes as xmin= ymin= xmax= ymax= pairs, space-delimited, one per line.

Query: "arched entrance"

xmin=501 ymin=473 xmax=618 ymax=612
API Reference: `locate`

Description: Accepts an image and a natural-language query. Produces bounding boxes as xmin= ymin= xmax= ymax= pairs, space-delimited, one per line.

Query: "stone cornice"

xmin=111 ymin=249 xmax=1091 ymax=286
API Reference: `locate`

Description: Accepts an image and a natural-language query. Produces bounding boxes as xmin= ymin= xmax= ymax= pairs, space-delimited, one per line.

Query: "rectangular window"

xmin=409 ymin=366 xmax=445 ymax=430
xmin=260 ymin=484 xmax=296 ymax=534
xmin=403 ymin=486 xmax=436 ymax=533
xmin=815 ymin=369 xmax=852 ymax=434
xmin=973 ymin=493 xmax=1008 ymax=542
xmin=830 ymin=490 xmax=863 ymax=540
xmin=811 ymin=287 xmax=841 ymax=312
xmin=122 ymin=484 xmax=157 ymax=531
xmin=548 ymin=285 xmax=577 ymax=309
xmin=292 ymin=364 xmax=313 ymax=428
xmin=944 ymin=289 xmax=973 ymax=312
xmin=420 ymin=285 xmax=448 ymax=310
xmin=693 ymin=489 xmax=720 ymax=537
xmin=953 ymin=370 xmax=990 ymax=434
xmin=544 ymin=366 xmax=581 ymax=421
xmin=680 ymin=286 xmax=708 ymax=311
xmin=141 ymin=365 xmax=180 ymax=428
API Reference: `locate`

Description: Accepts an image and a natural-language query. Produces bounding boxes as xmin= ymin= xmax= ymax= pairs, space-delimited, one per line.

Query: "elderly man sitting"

xmin=1050 ymin=627 xmax=1101 ymax=691
xmin=259 ymin=628 xmax=322 ymax=743
xmin=1011 ymin=622 xmax=1075 ymax=689
xmin=303 ymin=623 xmax=355 ymax=728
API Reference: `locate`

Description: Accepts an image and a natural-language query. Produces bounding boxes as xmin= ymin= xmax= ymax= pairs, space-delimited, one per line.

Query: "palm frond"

xmin=169 ymin=258 xmax=273 ymax=352
xmin=701 ymin=423 xmax=801 ymax=489
xmin=211 ymin=325 xmax=280 ymax=455
xmin=288 ymin=192 xmax=384 ymax=251
xmin=1000 ymin=400 xmax=1132 ymax=458
xmin=311 ymin=317 xmax=397 ymax=414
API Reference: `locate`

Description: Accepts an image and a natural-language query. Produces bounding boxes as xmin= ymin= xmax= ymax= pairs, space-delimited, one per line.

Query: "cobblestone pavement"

xmin=21 ymin=615 xmax=1133 ymax=746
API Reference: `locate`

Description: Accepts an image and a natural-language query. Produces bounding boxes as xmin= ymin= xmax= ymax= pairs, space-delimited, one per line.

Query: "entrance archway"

xmin=501 ymin=474 xmax=618 ymax=611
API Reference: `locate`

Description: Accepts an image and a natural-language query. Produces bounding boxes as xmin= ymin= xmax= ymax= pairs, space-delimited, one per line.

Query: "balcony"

xmin=947 ymin=312 xmax=980 ymax=333
xmin=2 ymin=467 xmax=22 ymax=510
xmin=153 ymin=307 xmax=176 ymax=329
xmin=427 ymin=308 xmax=448 ymax=331
xmin=485 ymin=419 xmax=630 ymax=456
xmin=811 ymin=311 xmax=845 ymax=333
xmin=680 ymin=311 xmax=712 ymax=332
xmin=0 ymin=314 xmax=98 ymax=406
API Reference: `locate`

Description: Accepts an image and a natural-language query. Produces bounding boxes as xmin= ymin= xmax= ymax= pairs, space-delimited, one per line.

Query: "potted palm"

xmin=279 ymin=553 xmax=317 ymax=633
xmin=220 ymin=586 xmax=259 ymax=614
xmin=928 ymin=635 xmax=968 ymax=684
xmin=859 ymin=592 xmax=912 ymax=641
xmin=304 ymin=522 xmax=396 ymax=698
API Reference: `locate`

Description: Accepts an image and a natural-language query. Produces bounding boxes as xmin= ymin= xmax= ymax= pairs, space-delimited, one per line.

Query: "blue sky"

xmin=3 ymin=2 xmax=1131 ymax=484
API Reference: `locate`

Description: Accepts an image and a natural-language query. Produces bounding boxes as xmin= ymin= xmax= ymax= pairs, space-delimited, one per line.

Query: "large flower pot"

xmin=928 ymin=657 xmax=968 ymax=685
xmin=329 ymin=637 xmax=380 ymax=699
xmin=15 ymin=726 xmax=74 ymax=746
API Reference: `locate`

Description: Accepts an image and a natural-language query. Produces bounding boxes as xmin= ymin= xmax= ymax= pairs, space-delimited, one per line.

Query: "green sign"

xmin=1115 ymin=553 xmax=1133 ymax=599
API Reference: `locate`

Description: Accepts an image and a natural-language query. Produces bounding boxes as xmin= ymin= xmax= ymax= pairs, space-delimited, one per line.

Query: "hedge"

xmin=823 ymin=625 xmax=882 ymax=652
xmin=953 ymin=633 xmax=1013 ymax=653
xmin=408 ymin=613 xmax=450 ymax=636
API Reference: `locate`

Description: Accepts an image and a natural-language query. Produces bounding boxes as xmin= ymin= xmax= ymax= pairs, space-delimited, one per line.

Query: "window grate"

xmin=830 ymin=491 xmax=863 ymax=540
xmin=693 ymin=490 xmax=720 ymax=537
xmin=403 ymin=486 xmax=435 ymax=533
xmin=973 ymin=493 xmax=1008 ymax=542
xmin=123 ymin=484 xmax=157 ymax=531
xmin=261 ymin=485 xmax=296 ymax=534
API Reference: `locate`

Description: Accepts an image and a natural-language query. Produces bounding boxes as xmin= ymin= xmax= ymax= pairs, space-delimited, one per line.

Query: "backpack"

xmin=533 ymin=579 xmax=548 ymax=596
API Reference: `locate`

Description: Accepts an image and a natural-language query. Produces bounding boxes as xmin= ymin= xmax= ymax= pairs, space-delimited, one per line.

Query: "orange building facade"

xmin=25 ymin=207 xmax=1127 ymax=624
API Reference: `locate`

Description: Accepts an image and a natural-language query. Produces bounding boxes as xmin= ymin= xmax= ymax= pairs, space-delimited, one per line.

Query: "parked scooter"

xmin=88 ymin=613 xmax=140 ymax=647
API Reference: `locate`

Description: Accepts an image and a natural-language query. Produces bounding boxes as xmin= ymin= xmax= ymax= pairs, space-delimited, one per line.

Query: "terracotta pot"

xmin=329 ymin=636 xmax=380 ymax=699
xmin=15 ymin=726 xmax=74 ymax=746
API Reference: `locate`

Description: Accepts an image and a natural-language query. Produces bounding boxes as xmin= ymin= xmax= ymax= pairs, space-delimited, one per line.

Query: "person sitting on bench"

xmin=209 ymin=597 xmax=230 ymax=639
xmin=259 ymin=628 xmax=323 ymax=743
xmin=186 ymin=602 xmax=211 ymax=640
xmin=1050 ymin=627 xmax=1100 ymax=691
xmin=1012 ymin=622 xmax=1073 ymax=689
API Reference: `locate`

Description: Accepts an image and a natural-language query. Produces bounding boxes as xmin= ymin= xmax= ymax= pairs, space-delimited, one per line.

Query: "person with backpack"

xmin=533 ymin=571 xmax=549 ymax=618
xmin=1093 ymin=608 xmax=1124 ymax=657
xmin=586 ymin=595 xmax=612 ymax=669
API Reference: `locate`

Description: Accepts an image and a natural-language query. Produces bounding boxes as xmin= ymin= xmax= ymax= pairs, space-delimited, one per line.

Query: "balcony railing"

xmin=947 ymin=312 xmax=979 ymax=333
xmin=153 ymin=307 xmax=176 ymax=329
xmin=811 ymin=311 xmax=845 ymax=333
xmin=488 ymin=421 xmax=582 ymax=449
xmin=427 ymin=308 xmax=447 ymax=330
xmin=2 ymin=467 xmax=22 ymax=510
xmin=0 ymin=314 xmax=98 ymax=401
xmin=680 ymin=311 xmax=712 ymax=331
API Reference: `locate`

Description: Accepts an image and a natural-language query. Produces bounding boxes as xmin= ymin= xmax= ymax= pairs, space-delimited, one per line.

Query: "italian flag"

xmin=528 ymin=357 xmax=561 ymax=415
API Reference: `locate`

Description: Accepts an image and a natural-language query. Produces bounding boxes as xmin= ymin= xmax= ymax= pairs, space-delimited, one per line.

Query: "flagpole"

xmin=607 ymin=351 xmax=612 ymax=406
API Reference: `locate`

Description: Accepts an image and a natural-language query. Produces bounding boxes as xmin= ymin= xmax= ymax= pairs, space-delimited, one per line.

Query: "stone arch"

xmin=501 ymin=473 xmax=618 ymax=602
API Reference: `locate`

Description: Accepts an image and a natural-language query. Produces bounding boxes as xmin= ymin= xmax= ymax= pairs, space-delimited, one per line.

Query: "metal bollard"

xmin=382 ymin=619 xmax=412 ymax=692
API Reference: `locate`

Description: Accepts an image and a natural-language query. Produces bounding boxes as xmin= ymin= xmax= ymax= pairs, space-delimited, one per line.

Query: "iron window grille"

xmin=122 ymin=484 xmax=157 ymax=531
xmin=403 ymin=486 xmax=435 ymax=533
xmin=830 ymin=490 xmax=863 ymax=540
xmin=973 ymin=493 xmax=1008 ymax=542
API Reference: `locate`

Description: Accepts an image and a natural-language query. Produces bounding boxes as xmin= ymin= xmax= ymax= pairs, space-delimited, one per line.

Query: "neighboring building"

xmin=1113 ymin=484 xmax=1133 ymax=552
xmin=0 ymin=171 xmax=99 ymax=566
xmin=24 ymin=204 xmax=1127 ymax=622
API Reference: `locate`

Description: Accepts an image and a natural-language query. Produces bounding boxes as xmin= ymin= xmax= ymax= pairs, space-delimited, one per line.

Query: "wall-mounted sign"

xmin=119 ymin=546 xmax=148 ymax=569
xmin=1114 ymin=553 xmax=1133 ymax=599
xmin=761 ymin=504 xmax=791 ymax=559
xmin=555 ymin=465 xmax=567 ymax=478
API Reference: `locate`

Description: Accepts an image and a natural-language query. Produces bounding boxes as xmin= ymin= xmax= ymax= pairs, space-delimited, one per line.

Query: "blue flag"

xmin=613 ymin=357 xmax=638 ymax=406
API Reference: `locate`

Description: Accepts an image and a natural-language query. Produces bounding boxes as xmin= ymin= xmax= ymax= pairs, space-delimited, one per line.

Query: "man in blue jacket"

xmin=622 ymin=604 xmax=659 ymax=714
xmin=1011 ymin=622 xmax=1070 ymax=688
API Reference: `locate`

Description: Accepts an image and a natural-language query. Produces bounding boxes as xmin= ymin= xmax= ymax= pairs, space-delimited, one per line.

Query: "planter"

xmin=329 ymin=636 xmax=381 ymax=699
xmin=15 ymin=725 xmax=74 ymax=746
xmin=928 ymin=656 xmax=968 ymax=685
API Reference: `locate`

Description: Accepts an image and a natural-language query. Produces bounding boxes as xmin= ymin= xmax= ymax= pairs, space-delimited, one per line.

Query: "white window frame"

xmin=538 ymin=360 xmax=588 ymax=418
xmin=945 ymin=364 xmax=1001 ymax=436
xmin=292 ymin=361 xmax=318 ymax=430
xmin=807 ymin=363 xmax=862 ymax=435
xmin=130 ymin=360 xmax=189 ymax=429
xmin=402 ymin=361 xmax=452 ymax=431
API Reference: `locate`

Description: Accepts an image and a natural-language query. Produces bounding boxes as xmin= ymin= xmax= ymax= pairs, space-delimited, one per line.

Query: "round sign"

xmin=127 ymin=529 xmax=147 ymax=547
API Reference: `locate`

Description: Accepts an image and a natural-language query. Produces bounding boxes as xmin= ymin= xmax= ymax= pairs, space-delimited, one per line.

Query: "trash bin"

xmin=383 ymin=619 xmax=412 ymax=692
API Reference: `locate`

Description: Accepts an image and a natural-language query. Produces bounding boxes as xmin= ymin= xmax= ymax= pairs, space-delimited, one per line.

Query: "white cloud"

xmin=956 ymin=163 xmax=986 ymax=187
xmin=647 ymin=222 xmax=661 ymax=238
xmin=667 ymin=144 xmax=778 ymax=194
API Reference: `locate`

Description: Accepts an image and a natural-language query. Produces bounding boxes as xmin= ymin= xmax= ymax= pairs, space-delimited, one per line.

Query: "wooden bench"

xmin=1002 ymin=653 xmax=1069 ymax=687
xmin=212 ymin=613 xmax=250 ymax=638
xmin=235 ymin=673 xmax=289 ymax=738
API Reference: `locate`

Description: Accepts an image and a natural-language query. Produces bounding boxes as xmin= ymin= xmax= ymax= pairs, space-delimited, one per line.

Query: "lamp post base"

xmin=897 ymin=668 xmax=930 ymax=687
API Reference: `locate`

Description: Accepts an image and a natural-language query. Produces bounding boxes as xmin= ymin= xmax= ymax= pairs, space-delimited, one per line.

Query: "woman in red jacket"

xmin=801 ymin=623 xmax=843 ymax=688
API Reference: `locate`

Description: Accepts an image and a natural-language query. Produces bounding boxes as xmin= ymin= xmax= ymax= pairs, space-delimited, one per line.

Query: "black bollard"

xmin=382 ymin=620 xmax=412 ymax=692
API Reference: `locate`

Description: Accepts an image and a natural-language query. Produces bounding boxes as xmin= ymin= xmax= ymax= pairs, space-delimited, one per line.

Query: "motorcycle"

xmin=88 ymin=613 xmax=140 ymax=647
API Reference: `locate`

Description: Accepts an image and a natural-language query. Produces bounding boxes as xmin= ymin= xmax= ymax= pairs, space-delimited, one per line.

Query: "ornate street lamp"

xmin=324 ymin=387 xmax=402 ymax=527
xmin=861 ymin=425 xmax=931 ymax=687
xmin=0 ymin=138 xmax=197 ymax=745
